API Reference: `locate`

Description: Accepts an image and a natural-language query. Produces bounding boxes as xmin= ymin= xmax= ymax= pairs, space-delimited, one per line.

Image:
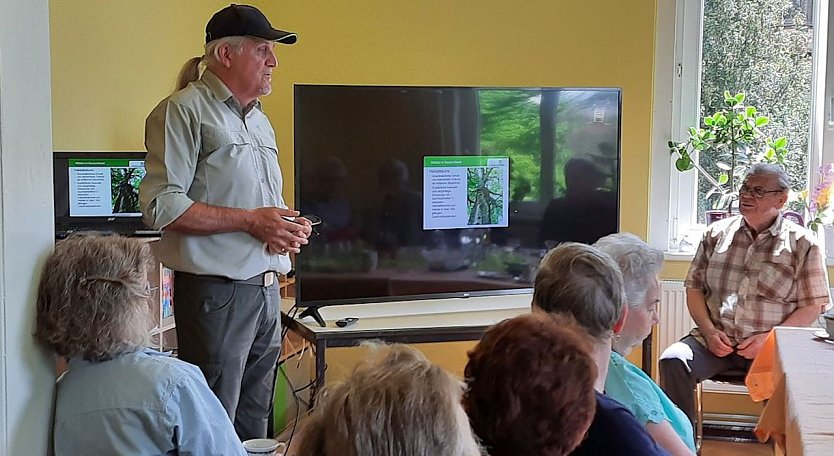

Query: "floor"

xmin=701 ymin=439 xmax=772 ymax=456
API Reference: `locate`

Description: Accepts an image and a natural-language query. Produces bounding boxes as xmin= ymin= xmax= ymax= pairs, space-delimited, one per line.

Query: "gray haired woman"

xmin=35 ymin=235 xmax=246 ymax=456
xmin=296 ymin=343 xmax=482 ymax=456
xmin=594 ymin=233 xmax=695 ymax=455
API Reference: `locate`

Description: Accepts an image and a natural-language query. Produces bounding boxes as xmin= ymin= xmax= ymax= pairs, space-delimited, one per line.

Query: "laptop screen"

xmin=54 ymin=151 xmax=155 ymax=235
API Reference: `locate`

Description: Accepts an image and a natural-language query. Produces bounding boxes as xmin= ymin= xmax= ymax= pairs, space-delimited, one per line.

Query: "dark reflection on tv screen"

xmin=295 ymin=86 xmax=621 ymax=306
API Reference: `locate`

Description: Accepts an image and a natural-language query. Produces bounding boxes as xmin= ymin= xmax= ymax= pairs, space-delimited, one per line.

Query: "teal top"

xmin=606 ymin=351 xmax=696 ymax=453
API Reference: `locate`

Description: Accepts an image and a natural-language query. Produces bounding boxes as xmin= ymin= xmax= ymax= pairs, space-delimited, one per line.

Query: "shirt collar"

xmin=67 ymin=347 xmax=169 ymax=367
xmin=201 ymin=69 xmax=233 ymax=103
xmin=201 ymin=69 xmax=262 ymax=114
xmin=766 ymin=212 xmax=784 ymax=236
xmin=740 ymin=212 xmax=783 ymax=238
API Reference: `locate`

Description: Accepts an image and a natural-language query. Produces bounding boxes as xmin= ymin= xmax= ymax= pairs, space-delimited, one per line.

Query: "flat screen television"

xmin=53 ymin=151 xmax=157 ymax=238
xmin=294 ymin=85 xmax=621 ymax=320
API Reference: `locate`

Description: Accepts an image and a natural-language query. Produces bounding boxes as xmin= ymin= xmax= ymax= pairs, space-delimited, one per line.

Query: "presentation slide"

xmin=423 ymin=156 xmax=510 ymax=230
xmin=68 ymin=159 xmax=146 ymax=217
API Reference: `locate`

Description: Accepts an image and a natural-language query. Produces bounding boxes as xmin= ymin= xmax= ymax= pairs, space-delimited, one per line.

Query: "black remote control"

xmin=335 ymin=317 xmax=359 ymax=328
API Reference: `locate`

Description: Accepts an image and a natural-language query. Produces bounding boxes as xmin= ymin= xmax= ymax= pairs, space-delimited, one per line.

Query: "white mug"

xmin=242 ymin=439 xmax=286 ymax=456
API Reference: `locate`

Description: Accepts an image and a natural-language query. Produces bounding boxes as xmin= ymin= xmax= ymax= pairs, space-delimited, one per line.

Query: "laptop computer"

xmin=53 ymin=151 xmax=160 ymax=239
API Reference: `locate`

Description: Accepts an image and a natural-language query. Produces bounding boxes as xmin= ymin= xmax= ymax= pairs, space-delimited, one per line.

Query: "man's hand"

xmin=293 ymin=216 xmax=314 ymax=239
xmin=736 ymin=333 xmax=768 ymax=360
xmin=266 ymin=215 xmax=314 ymax=255
xmin=703 ymin=327 xmax=735 ymax=357
xmin=247 ymin=207 xmax=310 ymax=255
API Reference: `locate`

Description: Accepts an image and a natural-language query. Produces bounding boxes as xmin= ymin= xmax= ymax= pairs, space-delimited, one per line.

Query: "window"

xmin=650 ymin=0 xmax=833 ymax=255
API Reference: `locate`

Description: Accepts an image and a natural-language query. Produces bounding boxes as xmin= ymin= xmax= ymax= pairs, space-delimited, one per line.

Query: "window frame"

xmin=650 ymin=0 xmax=833 ymax=260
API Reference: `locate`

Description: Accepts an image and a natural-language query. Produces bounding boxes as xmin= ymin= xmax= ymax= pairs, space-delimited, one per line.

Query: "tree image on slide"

xmin=467 ymin=167 xmax=503 ymax=225
xmin=111 ymin=168 xmax=143 ymax=213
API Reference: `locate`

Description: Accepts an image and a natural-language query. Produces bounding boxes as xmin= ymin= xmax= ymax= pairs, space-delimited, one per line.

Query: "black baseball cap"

xmin=205 ymin=4 xmax=297 ymax=44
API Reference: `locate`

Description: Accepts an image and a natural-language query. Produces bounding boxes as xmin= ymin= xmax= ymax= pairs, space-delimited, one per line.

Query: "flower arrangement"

xmin=800 ymin=163 xmax=834 ymax=233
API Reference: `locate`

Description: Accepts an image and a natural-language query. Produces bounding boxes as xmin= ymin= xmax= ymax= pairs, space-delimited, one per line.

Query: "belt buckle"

xmin=263 ymin=271 xmax=275 ymax=287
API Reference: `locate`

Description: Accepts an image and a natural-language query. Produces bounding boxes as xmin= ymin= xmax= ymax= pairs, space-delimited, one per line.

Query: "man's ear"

xmin=775 ymin=191 xmax=789 ymax=210
xmin=217 ymin=43 xmax=233 ymax=68
xmin=612 ymin=305 xmax=629 ymax=335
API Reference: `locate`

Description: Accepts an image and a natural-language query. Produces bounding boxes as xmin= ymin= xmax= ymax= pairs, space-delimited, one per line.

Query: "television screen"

xmin=295 ymin=86 xmax=621 ymax=307
xmin=53 ymin=151 xmax=155 ymax=237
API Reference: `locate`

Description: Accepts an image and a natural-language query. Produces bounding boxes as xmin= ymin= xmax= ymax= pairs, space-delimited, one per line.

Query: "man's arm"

xmin=738 ymin=237 xmax=829 ymax=359
xmin=686 ymin=288 xmax=734 ymax=357
xmin=166 ymin=202 xmax=310 ymax=254
xmin=140 ymin=99 xmax=310 ymax=253
xmin=736 ymin=304 xmax=821 ymax=359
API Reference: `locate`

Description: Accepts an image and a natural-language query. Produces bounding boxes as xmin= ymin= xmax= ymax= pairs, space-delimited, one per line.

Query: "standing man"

xmin=659 ymin=163 xmax=830 ymax=424
xmin=139 ymin=4 xmax=311 ymax=440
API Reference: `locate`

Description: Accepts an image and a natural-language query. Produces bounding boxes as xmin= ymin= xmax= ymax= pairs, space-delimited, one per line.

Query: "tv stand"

xmin=298 ymin=306 xmax=327 ymax=327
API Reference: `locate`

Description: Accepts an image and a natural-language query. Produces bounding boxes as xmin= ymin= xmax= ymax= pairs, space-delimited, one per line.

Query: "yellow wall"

xmin=50 ymin=0 xmax=656 ymax=372
xmin=51 ymin=0 xmax=658 ymax=240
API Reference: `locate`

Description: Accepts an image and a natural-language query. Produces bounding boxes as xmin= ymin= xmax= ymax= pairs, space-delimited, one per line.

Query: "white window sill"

xmin=664 ymin=251 xmax=695 ymax=262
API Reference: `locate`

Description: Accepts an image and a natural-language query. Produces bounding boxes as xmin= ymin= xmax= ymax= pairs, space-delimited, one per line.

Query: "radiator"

xmin=658 ymin=280 xmax=695 ymax=356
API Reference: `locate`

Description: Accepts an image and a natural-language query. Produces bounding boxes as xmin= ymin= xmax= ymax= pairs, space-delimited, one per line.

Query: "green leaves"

xmin=675 ymin=155 xmax=693 ymax=172
xmin=668 ymin=91 xmax=791 ymax=210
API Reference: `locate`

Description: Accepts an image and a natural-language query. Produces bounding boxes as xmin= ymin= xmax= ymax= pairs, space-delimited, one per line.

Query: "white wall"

xmin=0 ymin=0 xmax=56 ymax=454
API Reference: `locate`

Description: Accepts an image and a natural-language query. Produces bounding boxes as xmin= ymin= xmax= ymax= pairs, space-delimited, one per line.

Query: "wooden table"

xmin=746 ymin=327 xmax=834 ymax=455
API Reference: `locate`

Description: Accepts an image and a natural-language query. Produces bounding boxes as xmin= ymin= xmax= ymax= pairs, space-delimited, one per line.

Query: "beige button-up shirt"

xmin=685 ymin=213 xmax=830 ymax=345
xmin=140 ymin=70 xmax=290 ymax=279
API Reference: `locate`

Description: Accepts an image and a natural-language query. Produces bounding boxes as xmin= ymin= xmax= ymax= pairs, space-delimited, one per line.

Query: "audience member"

xmin=533 ymin=242 xmax=670 ymax=455
xmin=595 ymin=233 xmax=695 ymax=455
xmin=35 ymin=235 xmax=245 ymax=455
xmin=659 ymin=163 xmax=830 ymax=423
xmin=296 ymin=343 xmax=481 ymax=456
xmin=463 ymin=313 xmax=597 ymax=456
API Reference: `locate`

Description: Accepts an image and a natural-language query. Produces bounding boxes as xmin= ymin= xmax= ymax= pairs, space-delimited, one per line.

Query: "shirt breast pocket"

xmin=757 ymin=255 xmax=795 ymax=301
xmin=202 ymin=129 xmax=251 ymax=155
xmin=199 ymin=129 xmax=254 ymax=204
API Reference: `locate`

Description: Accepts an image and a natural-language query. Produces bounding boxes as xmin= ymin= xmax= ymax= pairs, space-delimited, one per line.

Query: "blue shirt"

xmin=606 ymin=351 xmax=696 ymax=453
xmin=570 ymin=392 xmax=671 ymax=456
xmin=54 ymin=348 xmax=247 ymax=456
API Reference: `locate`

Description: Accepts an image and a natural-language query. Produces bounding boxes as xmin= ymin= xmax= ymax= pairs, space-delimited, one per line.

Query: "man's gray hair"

xmin=594 ymin=233 xmax=663 ymax=309
xmin=747 ymin=163 xmax=790 ymax=190
xmin=34 ymin=235 xmax=154 ymax=362
xmin=532 ymin=242 xmax=625 ymax=340
xmin=296 ymin=343 xmax=482 ymax=456
xmin=174 ymin=36 xmax=250 ymax=91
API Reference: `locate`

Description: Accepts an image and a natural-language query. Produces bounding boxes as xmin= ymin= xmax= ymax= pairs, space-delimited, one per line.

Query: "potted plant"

xmin=668 ymin=91 xmax=789 ymax=223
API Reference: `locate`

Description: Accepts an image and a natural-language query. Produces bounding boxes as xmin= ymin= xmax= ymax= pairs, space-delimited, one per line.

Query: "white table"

xmin=280 ymin=294 xmax=532 ymax=399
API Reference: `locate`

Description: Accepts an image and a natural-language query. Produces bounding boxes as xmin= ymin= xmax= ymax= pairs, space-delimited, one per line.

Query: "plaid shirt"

xmin=685 ymin=213 xmax=830 ymax=345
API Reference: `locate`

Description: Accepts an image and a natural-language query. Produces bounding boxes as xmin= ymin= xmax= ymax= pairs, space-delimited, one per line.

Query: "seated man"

xmin=659 ymin=163 xmax=830 ymax=423
xmin=35 ymin=235 xmax=246 ymax=455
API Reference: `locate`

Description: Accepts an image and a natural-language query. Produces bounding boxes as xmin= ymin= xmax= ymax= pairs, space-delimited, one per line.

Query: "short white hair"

xmin=594 ymin=232 xmax=663 ymax=309
xmin=204 ymin=36 xmax=249 ymax=68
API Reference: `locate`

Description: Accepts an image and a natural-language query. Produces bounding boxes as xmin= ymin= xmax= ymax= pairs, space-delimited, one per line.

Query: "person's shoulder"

xmin=606 ymin=354 xmax=667 ymax=424
xmin=571 ymin=393 xmax=669 ymax=456
xmin=137 ymin=351 xmax=203 ymax=383
xmin=778 ymin=216 xmax=819 ymax=245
